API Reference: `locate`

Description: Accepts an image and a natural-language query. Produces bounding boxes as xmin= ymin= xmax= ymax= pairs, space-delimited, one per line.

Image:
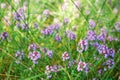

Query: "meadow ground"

xmin=0 ymin=0 xmax=120 ymax=80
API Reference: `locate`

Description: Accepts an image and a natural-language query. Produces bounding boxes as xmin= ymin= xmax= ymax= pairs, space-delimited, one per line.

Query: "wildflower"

xmin=41 ymin=28 xmax=53 ymax=35
xmin=1 ymin=32 xmax=8 ymax=40
xmin=49 ymin=24 xmax=60 ymax=30
xmin=16 ymin=22 xmax=21 ymax=28
xmin=14 ymin=8 xmax=25 ymax=21
xmin=98 ymin=69 xmax=102 ymax=75
xmin=77 ymin=39 xmax=88 ymax=53
xmin=97 ymin=33 xmax=106 ymax=42
xmin=113 ymin=8 xmax=118 ymax=14
xmin=87 ymin=30 xmax=97 ymax=41
xmin=62 ymin=52 xmax=70 ymax=61
xmin=1 ymin=3 xmax=6 ymax=9
xmin=89 ymin=19 xmax=96 ymax=29
xmin=46 ymin=65 xmax=61 ymax=73
xmin=64 ymin=18 xmax=70 ymax=24
xmin=74 ymin=0 xmax=81 ymax=8
xmin=90 ymin=42 xmax=100 ymax=49
xmin=55 ymin=34 xmax=61 ymax=42
xmin=114 ymin=38 xmax=119 ymax=42
xmin=14 ymin=13 xmax=21 ymax=21
xmin=68 ymin=60 xmax=76 ymax=68
xmin=62 ymin=2 xmax=68 ymax=11
xmin=84 ymin=66 xmax=89 ymax=74
xmin=66 ymin=30 xmax=76 ymax=40
xmin=45 ymin=65 xmax=53 ymax=73
xmin=51 ymin=65 xmax=60 ymax=72
xmin=97 ymin=28 xmax=107 ymax=42
xmin=85 ymin=10 xmax=90 ymax=15
xmin=97 ymin=44 xmax=109 ymax=58
xmin=43 ymin=9 xmax=50 ymax=15
xmin=15 ymin=50 xmax=24 ymax=64
xmin=21 ymin=24 xmax=29 ymax=30
xmin=28 ymin=43 xmax=38 ymax=51
xmin=77 ymin=61 xmax=87 ymax=71
xmin=108 ymin=48 xmax=115 ymax=58
xmin=34 ymin=23 xmax=38 ymax=28
xmin=45 ymin=65 xmax=61 ymax=79
xmin=46 ymin=50 xmax=53 ymax=58
xmin=104 ymin=59 xmax=114 ymax=68
xmin=45 ymin=65 xmax=52 ymax=79
xmin=115 ymin=22 xmax=120 ymax=32
xmin=107 ymin=36 xmax=114 ymax=42
xmin=37 ymin=15 xmax=41 ymax=21
xmin=15 ymin=50 xmax=24 ymax=59
xmin=41 ymin=48 xmax=47 ymax=53
xmin=28 ymin=51 xmax=41 ymax=64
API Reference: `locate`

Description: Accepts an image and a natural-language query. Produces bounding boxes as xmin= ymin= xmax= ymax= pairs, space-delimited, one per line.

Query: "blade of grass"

xmin=24 ymin=73 xmax=45 ymax=80
xmin=6 ymin=62 xmax=13 ymax=80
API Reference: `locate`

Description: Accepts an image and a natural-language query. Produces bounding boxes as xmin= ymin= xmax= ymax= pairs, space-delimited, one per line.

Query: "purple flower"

xmin=89 ymin=19 xmax=96 ymax=29
xmin=46 ymin=50 xmax=53 ymax=58
xmin=14 ymin=8 xmax=25 ymax=21
xmin=62 ymin=51 xmax=70 ymax=61
xmin=41 ymin=29 xmax=48 ymax=35
xmin=28 ymin=51 xmax=41 ymax=64
xmin=68 ymin=60 xmax=76 ymax=68
xmin=15 ymin=50 xmax=24 ymax=59
xmin=98 ymin=69 xmax=102 ymax=75
xmin=1 ymin=32 xmax=8 ymax=40
xmin=87 ymin=30 xmax=97 ymax=41
xmin=55 ymin=34 xmax=61 ymax=42
xmin=16 ymin=22 xmax=21 ymax=28
xmin=66 ymin=30 xmax=76 ymax=40
xmin=45 ymin=65 xmax=61 ymax=73
xmin=28 ymin=43 xmax=38 ymax=51
xmin=107 ymin=36 xmax=114 ymax=42
xmin=84 ymin=66 xmax=89 ymax=74
xmin=90 ymin=42 xmax=100 ymax=49
xmin=34 ymin=23 xmax=38 ymax=28
xmin=85 ymin=10 xmax=90 ymax=15
xmin=15 ymin=50 xmax=24 ymax=64
xmin=108 ymin=48 xmax=115 ymax=58
xmin=41 ymin=24 xmax=60 ymax=35
xmin=42 ymin=48 xmax=47 ymax=53
xmin=51 ymin=65 xmax=60 ymax=72
xmin=49 ymin=24 xmax=60 ymax=30
xmin=74 ymin=0 xmax=81 ymax=8
xmin=43 ymin=9 xmax=50 ymax=15
xmin=64 ymin=18 xmax=70 ymax=24
xmin=97 ymin=28 xmax=107 ymax=42
xmin=41 ymin=28 xmax=53 ymax=35
xmin=115 ymin=22 xmax=120 ymax=32
xmin=104 ymin=59 xmax=114 ymax=69
xmin=97 ymin=33 xmax=106 ymax=42
xmin=77 ymin=39 xmax=88 ymax=53
xmin=45 ymin=65 xmax=61 ymax=78
xmin=46 ymin=65 xmax=52 ymax=73
xmin=21 ymin=24 xmax=29 ymax=30
xmin=97 ymin=44 xmax=109 ymax=58
xmin=77 ymin=61 xmax=87 ymax=71
xmin=14 ymin=13 xmax=21 ymax=21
